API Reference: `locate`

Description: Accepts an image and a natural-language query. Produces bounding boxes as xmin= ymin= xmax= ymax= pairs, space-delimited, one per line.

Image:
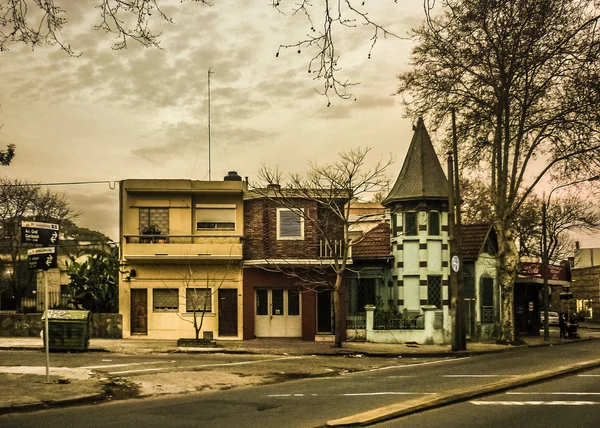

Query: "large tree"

xmin=254 ymin=147 xmax=392 ymax=347
xmin=398 ymin=0 xmax=600 ymax=342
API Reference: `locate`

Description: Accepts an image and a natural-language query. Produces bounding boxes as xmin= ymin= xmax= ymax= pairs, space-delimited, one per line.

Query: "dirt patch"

xmin=101 ymin=377 xmax=141 ymax=400
xmin=131 ymin=370 xmax=267 ymax=397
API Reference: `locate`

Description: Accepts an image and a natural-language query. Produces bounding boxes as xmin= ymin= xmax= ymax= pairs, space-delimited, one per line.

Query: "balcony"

xmin=319 ymin=239 xmax=348 ymax=259
xmin=123 ymin=234 xmax=243 ymax=261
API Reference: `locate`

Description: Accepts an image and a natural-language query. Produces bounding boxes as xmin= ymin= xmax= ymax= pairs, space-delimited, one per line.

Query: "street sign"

xmin=451 ymin=255 xmax=460 ymax=273
xmin=21 ymin=221 xmax=59 ymax=246
xmin=27 ymin=247 xmax=57 ymax=270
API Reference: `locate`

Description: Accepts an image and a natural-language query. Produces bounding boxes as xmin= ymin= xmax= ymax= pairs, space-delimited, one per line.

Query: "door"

xmin=316 ymin=289 xmax=333 ymax=334
xmin=255 ymin=289 xmax=302 ymax=337
xmin=130 ymin=289 xmax=148 ymax=335
xmin=218 ymin=289 xmax=238 ymax=336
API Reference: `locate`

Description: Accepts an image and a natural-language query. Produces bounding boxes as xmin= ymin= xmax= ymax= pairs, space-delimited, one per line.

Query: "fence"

xmin=19 ymin=291 xmax=71 ymax=313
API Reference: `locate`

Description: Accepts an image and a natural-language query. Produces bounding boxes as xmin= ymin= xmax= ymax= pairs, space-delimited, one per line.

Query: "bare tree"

xmin=0 ymin=178 xmax=77 ymax=306
xmin=272 ymin=0 xmax=401 ymax=103
xmin=397 ymin=0 xmax=600 ymax=342
xmin=253 ymin=147 xmax=392 ymax=347
xmin=176 ymin=259 xmax=234 ymax=341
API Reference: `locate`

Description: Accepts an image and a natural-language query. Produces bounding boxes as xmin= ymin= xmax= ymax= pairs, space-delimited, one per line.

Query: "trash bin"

xmin=42 ymin=310 xmax=91 ymax=351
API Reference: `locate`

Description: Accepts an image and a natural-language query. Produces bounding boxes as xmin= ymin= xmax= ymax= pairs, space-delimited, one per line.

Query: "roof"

xmin=382 ymin=118 xmax=448 ymax=206
xmin=352 ymin=223 xmax=392 ymax=260
xmin=461 ymin=223 xmax=493 ymax=262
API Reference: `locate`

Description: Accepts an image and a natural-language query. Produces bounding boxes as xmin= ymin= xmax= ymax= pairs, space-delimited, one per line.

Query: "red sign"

xmin=519 ymin=262 xmax=569 ymax=281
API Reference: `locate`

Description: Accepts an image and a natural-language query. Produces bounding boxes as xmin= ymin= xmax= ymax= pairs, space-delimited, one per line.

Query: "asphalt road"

xmin=374 ymin=366 xmax=600 ymax=428
xmin=2 ymin=340 xmax=600 ymax=428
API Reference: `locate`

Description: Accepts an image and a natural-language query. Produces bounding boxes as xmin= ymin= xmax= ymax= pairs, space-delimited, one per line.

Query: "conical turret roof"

xmin=382 ymin=118 xmax=448 ymax=206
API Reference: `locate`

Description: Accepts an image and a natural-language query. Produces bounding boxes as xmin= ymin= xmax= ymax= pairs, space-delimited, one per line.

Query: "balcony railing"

xmin=319 ymin=239 xmax=347 ymax=259
xmin=122 ymin=234 xmax=243 ymax=259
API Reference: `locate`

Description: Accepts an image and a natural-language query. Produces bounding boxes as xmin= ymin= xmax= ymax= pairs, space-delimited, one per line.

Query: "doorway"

xmin=218 ymin=289 xmax=238 ymax=336
xmin=130 ymin=289 xmax=147 ymax=335
xmin=316 ymin=289 xmax=333 ymax=334
xmin=255 ymin=289 xmax=302 ymax=337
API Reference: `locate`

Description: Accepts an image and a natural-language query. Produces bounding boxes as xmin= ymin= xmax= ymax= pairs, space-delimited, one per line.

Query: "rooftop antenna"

xmin=208 ymin=68 xmax=214 ymax=181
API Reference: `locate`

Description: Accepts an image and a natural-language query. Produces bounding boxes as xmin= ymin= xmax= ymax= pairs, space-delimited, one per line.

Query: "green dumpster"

xmin=42 ymin=310 xmax=91 ymax=351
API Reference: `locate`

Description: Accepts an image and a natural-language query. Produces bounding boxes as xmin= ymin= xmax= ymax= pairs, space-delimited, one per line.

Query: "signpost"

xmin=22 ymin=221 xmax=60 ymax=384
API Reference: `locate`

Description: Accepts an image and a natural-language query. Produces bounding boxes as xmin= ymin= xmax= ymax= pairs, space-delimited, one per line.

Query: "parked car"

xmin=541 ymin=311 xmax=560 ymax=326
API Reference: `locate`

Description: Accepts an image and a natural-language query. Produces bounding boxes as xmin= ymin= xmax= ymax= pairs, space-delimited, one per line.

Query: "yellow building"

xmin=119 ymin=174 xmax=245 ymax=340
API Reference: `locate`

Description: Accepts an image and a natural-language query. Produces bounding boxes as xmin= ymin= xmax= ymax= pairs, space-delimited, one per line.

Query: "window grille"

xmin=427 ymin=275 xmax=442 ymax=308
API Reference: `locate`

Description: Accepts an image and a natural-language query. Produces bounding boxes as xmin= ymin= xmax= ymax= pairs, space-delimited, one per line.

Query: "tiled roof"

xmin=383 ymin=117 xmax=448 ymax=206
xmin=461 ymin=223 xmax=493 ymax=261
xmin=352 ymin=223 xmax=392 ymax=260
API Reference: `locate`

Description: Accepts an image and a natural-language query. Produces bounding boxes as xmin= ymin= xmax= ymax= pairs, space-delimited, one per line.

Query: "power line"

xmin=1 ymin=180 xmax=120 ymax=189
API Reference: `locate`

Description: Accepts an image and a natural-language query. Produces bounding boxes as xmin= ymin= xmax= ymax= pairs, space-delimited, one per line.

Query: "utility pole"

xmin=449 ymin=108 xmax=466 ymax=352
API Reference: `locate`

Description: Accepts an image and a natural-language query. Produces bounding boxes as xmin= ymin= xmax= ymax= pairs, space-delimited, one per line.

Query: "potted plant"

xmin=141 ymin=224 xmax=163 ymax=243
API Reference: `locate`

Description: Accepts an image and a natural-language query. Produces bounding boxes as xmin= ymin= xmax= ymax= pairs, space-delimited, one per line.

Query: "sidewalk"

xmin=1 ymin=325 xmax=599 ymax=419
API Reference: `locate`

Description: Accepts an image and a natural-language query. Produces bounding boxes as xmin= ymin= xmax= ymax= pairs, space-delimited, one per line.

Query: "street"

xmin=1 ymin=340 xmax=600 ymax=427
xmin=375 ymin=367 xmax=600 ymax=427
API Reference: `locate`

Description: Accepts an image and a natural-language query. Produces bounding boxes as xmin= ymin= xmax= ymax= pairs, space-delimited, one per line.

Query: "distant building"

xmin=570 ymin=246 xmax=600 ymax=322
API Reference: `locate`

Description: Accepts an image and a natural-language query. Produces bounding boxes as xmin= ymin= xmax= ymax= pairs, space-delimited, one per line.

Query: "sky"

xmin=1 ymin=0 xmax=598 ymax=248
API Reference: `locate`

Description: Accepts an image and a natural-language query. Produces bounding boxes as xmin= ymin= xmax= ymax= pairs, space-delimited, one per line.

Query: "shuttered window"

xmin=153 ymin=288 xmax=178 ymax=311
xmin=196 ymin=204 xmax=236 ymax=230
xmin=277 ymin=208 xmax=304 ymax=239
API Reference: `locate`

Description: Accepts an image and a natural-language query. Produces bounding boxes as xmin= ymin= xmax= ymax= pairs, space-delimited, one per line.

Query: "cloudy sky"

xmin=1 ymin=0 xmax=598 ymax=248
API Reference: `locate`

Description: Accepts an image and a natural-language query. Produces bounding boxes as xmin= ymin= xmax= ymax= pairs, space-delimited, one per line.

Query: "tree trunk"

xmin=495 ymin=220 xmax=519 ymax=343
xmin=333 ymin=272 xmax=347 ymax=348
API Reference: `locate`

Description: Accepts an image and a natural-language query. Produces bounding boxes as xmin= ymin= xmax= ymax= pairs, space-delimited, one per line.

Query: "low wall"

xmin=364 ymin=305 xmax=446 ymax=345
xmin=0 ymin=313 xmax=122 ymax=338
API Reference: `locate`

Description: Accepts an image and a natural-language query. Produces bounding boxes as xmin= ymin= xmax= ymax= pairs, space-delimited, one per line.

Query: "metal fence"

xmin=19 ymin=291 xmax=70 ymax=313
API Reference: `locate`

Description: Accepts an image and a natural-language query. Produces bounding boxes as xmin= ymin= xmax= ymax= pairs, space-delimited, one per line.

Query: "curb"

xmin=326 ymin=358 xmax=600 ymax=426
xmin=0 ymin=393 xmax=105 ymax=416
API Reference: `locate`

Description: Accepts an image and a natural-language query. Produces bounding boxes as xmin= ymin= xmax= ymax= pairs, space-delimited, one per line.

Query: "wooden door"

xmin=130 ymin=289 xmax=148 ymax=334
xmin=218 ymin=289 xmax=238 ymax=336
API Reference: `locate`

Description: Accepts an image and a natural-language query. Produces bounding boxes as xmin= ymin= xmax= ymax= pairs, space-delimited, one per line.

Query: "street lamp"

xmin=542 ymin=175 xmax=600 ymax=341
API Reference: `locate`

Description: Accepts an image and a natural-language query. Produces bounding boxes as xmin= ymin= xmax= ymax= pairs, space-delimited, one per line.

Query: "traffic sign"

xmin=451 ymin=255 xmax=460 ymax=273
xmin=21 ymin=221 xmax=59 ymax=246
xmin=27 ymin=247 xmax=57 ymax=270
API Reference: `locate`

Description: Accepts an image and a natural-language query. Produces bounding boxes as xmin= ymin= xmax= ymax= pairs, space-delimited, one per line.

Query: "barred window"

xmin=427 ymin=275 xmax=442 ymax=309
xmin=153 ymin=288 xmax=178 ymax=311
xmin=186 ymin=288 xmax=212 ymax=312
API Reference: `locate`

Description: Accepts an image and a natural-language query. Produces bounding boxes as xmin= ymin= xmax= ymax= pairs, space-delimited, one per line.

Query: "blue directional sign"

xmin=21 ymin=221 xmax=59 ymax=246
xmin=27 ymin=247 xmax=57 ymax=270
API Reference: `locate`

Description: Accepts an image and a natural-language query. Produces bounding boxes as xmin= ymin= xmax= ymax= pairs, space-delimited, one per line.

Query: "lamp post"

xmin=542 ymin=175 xmax=600 ymax=341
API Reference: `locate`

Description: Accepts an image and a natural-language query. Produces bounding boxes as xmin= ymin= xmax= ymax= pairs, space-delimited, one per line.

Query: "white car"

xmin=541 ymin=311 xmax=560 ymax=326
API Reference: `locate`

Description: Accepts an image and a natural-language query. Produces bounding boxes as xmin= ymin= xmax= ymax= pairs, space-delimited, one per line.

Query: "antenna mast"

xmin=208 ymin=68 xmax=214 ymax=181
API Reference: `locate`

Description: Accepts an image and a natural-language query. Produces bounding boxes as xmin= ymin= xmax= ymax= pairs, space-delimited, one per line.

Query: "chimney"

xmin=224 ymin=171 xmax=242 ymax=181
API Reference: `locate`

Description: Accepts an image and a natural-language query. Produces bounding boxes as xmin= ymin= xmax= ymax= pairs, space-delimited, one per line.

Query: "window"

xmin=153 ymin=288 xmax=178 ymax=311
xmin=186 ymin=288 xmax=212 ymax=312
xmin=277 ymin=208 xmax=304 ymax=239
xmin=272 ymin=289 xmax=284 ymax=316
xmin=256 ymin=289 xmax=268 ymax=315
xmin=428 ymin=211 xmax=440 ymax=236
xmin=427 ymin=275 xmax=442 ymax=308
xmin=288 ymin=290 xmax=300 ymax=316
xmin=481 ymin=277 xmax=494 ymax=324
xmin=404 ymin=212 xmax=417 ymax=236
xmin=139 ymin=208 xmax=169 ymax=235
xmin=196 ymin=204 xmax=236 ymax=230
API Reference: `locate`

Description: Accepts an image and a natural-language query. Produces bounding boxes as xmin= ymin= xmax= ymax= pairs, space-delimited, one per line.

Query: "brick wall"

xmin=571 ymin=266 xmax=600 ymax=323
xmin=244 ymin=198 xmax=344 ymax=260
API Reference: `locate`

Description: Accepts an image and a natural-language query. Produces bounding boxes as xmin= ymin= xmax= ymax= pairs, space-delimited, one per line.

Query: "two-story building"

xmin=242 ymin=186 xmax=347 ymax=341
xmin=118 ymin=173 xmax=246 ymax=340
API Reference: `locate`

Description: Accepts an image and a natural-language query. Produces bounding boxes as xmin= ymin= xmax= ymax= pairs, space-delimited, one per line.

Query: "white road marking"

xmin=268 ymin=392 xmax=437 ymax=397
xmin=507 ymin=392 xmax=600 ymax=396
xmin=109 ymin=368 xmax=165 ymax=375
xmin=471 ymin=401 xmax=599 ymax=406
xmin=192 ymin=356 xmax=305 ymax=368
xmin=82 ymin=361 xmax=167 ymax=369
xmin=386 ymin=375 xmax=418 ymax=378
xmin=578 ymin=374 xmax=600 ymax=377
xmin=443 ymin=374 xmax=520 ymax=378
xmin=369 ymin=357 xmax=468 ymax=372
